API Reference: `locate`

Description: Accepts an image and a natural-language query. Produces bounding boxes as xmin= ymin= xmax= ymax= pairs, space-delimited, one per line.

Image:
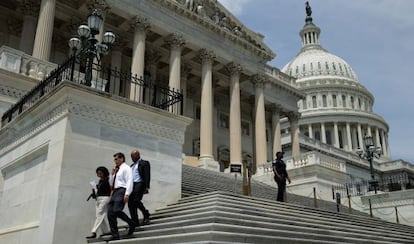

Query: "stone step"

xmin=92 ymin=231 xmax=353 ymax=244
xmin=133 ymin=213 xmax=413 ymax=243
xmin=157 ymin=192 xmax=414 ymax=235
xmin=149 ymin=203 xmax=413 ymax=242
xmin=87 ymin=191 xmax=414 ymax=244
xmin=91 ymin=223 xmax=397 ymax=244
xmin=182 ymin=165 xmax=357 ymax=214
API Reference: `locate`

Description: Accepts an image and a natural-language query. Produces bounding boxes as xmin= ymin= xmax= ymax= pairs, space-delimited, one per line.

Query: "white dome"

xmin=282 ymin=47 xmax=359 ymax=83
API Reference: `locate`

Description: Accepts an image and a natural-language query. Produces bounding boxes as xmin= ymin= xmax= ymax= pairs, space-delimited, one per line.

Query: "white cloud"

xmin=218 ymin=0 xmax=251 ymax=16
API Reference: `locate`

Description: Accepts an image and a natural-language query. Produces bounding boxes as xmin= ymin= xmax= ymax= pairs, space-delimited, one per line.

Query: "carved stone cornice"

xmin=17 ymin=0 xmax=39 ymax=17
xmin=0 ymin=85 xmax=25 ymax=99
xmin=198 ymin=49 xmax=215 ymax=65
xmin=130 ymin=16 xmax=151 ymax=32
xmin=165 ymin=33 xmax=186 ymax=49
xmin=0 ymin=90 xmax=187 ymax=154
xmin=152 ymin=0 xmax=275 ymax=62
xmin=226 ymin=62 xmax=242 ymax=77
xmin=0 ymin=100 xmax=71 ymax=155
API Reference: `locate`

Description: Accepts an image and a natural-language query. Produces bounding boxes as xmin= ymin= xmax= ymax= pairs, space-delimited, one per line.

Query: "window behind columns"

xmin=241 ymin=121 xmax=250 ymax=136
xmin=315 ymin=131 xmax=321 ymax=141
xmin=218 ymin=113 xmax=229 ymax=129
xmin=338 ymin=130 xmax=344 ymax=148
xmin=326 ymin=130 xmax=332 ymax=145
xmin=195 ymin=105 xmax=201 ymax=120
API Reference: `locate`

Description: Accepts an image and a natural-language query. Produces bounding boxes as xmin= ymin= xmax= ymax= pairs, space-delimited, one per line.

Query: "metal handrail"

xmin=1 ymin=54 xmax=183 ymax=126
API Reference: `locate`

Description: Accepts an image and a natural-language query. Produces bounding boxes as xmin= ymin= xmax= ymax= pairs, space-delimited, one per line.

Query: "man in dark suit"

xmin=128 ymin=149 xmax=151 ymax=228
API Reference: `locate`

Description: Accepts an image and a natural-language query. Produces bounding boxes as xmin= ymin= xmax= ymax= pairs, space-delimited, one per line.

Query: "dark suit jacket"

xmin=137 ymin=159 xmax=151 ymax=189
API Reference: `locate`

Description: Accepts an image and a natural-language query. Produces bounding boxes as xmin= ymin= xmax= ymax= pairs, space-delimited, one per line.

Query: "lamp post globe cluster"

xmin=68 ymin=9 xmax=115 ymax=86
xmin=356 ymin=135 xmax=382 ymax=193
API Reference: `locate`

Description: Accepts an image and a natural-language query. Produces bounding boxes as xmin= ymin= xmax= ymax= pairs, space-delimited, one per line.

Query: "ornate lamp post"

xmin=356 ymin=135 xmax=382 ymax=193
xmin=68 ymin=9 xmax=115 ymax=86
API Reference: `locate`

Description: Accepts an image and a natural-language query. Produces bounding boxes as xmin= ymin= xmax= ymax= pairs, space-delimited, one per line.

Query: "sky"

xmin=219 ymin=0 xmax=414 ymax=163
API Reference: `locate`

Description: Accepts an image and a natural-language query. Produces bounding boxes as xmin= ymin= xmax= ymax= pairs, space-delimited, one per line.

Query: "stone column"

xmin=166 ymin=33 xmax=185 ymax=114
xmin=381 ymin=130 xmax=388 ymax=157
xmin=321 ymin=122 xmax=326 ymax=144
xmin=18 ymin=0 xmax=39 ymax=55
xmin=375 ymin=127 xmax=381 ymax=148
xmin=308 ymin=124 xmax=313 ymax=139
xmin=227 ymin=63 xmax=243 ymax=166
xmin=288 ymin=112 xmax=301 ymax=160
xmin=130 ymin=17 xmax=150 ymax=102
xmin=32 ymin=0 xmax=56 ymax=61
xmin=346 ymin=122 xmax=352 ymax=151
xmin=253 ymin=75 xmax=267 ymax=165
xmin=334 ymin=122 xmax=340 ymax=148
xmin=271 ymin=104 xmax=282 ymax=156
xmin=385 ymin=133 xmax=391 ymax=157
xmin=367 ymin=125 xmax=372 ymax=136
xmin=357 ymin=123 xmax=364 ymax=150
xmin=198 ymin=49 xmax=216 ymax=168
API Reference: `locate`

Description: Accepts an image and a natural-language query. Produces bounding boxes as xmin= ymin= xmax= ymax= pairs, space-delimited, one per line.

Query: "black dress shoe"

xmin=108 ymin=235 xmax=120 ymax=241
xmin=143 ymin=212 xmax=150 ymax=225
xmin=85 ymin=233 xmax=96 ymax=239
xmin=127 ymin=225 xmax=136 ymax=235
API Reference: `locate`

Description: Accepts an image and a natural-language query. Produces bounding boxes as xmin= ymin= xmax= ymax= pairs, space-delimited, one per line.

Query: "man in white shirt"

xmin=107 ymin=152 xmax=136 ymax=240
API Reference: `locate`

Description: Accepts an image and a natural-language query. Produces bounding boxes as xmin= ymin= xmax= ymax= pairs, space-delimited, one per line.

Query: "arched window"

xmin=332 ymin=94 xmax=337 ymax=107
xmin=312 ymin=96 xmax=317 ymax=108
xmin=322 ymin=95 xmax=327 ymax=107
xmin=342 ymin=95 xmax=347 ymax=108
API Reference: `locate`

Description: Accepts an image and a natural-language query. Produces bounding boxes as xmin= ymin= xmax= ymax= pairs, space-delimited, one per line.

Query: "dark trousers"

xmin=276 ymin=179 xmax=286 ymax=202
xmin=128 ymin=182 xmax=149 ymax=226
xmin=107 ymin=188 xmax=134 ymax=237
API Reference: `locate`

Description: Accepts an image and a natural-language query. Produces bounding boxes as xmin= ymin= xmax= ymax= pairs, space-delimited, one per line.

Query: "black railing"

xmin=1 ymin=54 xmax=183 ymax=126
xmin=332 ymin=174 xmax=414 ymax=197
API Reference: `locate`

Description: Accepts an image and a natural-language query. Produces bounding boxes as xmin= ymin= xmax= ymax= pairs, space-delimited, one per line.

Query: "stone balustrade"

xmin=264 ymin=64 xmax=297 ymax=86
xmin=0 ymin=46 xmax=57 ymax=80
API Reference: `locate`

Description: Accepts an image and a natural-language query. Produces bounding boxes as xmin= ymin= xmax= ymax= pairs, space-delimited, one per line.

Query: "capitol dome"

xmin=278 ymin=6 xmax=391 ymax=161
xmin=282 ymin=16 xmax=359 ymax=83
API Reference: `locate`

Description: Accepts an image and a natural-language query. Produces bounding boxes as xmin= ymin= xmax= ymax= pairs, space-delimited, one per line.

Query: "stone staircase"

xmin=89 ymin=191 xmax=414 ymax=243
xmin=87 ymin=166 xmax=414 ymax=243
xmin=182 ymin=165 xmax=356 ymax=214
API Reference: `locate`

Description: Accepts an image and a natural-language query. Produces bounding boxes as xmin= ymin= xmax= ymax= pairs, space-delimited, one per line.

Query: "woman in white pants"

xmin=86 ymin=166 xmax=111 ymax=239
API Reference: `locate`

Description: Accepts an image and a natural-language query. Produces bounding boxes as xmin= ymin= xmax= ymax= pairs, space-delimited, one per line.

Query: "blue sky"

xmin=219 ymin=0 xmax=414 ymax=163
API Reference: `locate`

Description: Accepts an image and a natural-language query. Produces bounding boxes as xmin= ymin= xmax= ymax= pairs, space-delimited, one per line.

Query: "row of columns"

xmin=306 ymin=122 xmax=390 ymax=157
xmin=19 ymin=0 xmax=301 ymax=167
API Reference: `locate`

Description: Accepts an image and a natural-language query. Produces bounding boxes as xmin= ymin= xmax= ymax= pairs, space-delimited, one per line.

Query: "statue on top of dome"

xmin=305 ymin=1 xmax=312 ymax=17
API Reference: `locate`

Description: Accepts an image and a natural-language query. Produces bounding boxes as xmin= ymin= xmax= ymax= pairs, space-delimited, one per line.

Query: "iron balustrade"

xmin=332 ymin=174 xmax=414 ymax=198
xmin=1 ymin=54 xmax=183 ymax=126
